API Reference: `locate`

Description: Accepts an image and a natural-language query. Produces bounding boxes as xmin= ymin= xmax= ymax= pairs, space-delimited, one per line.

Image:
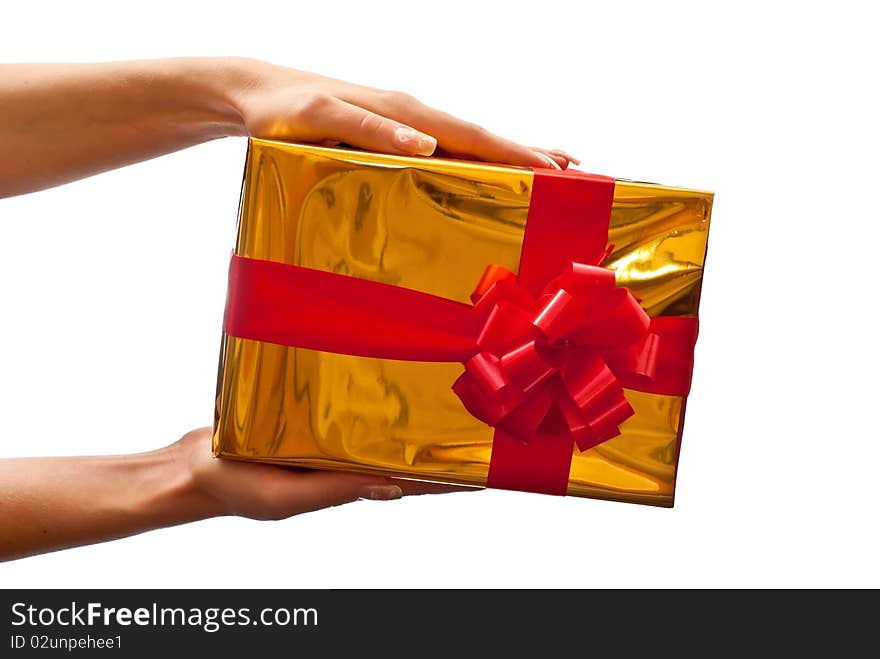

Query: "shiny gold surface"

xmin=214 ymin=140 xmax=712 ymax=506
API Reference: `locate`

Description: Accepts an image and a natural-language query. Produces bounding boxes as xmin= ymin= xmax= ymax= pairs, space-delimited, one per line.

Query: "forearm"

xmin=0 ymin=60 xmax=557 ymax=560
xmin=0 ymin=58 xmax=246 ymax=197
xmin=0 ymin=445 xmax=219 ymax=561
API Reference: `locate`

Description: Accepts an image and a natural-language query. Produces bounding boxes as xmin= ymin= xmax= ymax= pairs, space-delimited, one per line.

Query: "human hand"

xmin=175 ymin=427 xmax=466 ymax=521
xmin=0 ymin=426 xmax=467 ymax=561
xmin=221 ymin=58 xmax=577 ymax=169
xmin=1 ymin=58 xmax=578 ymax=198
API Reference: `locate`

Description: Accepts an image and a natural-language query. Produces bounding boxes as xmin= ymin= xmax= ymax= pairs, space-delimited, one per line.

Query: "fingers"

xmin=531 ymin=151 xmax=564 ymax=170
xmin=268 ymin=470 xmax=400 ymax=516
xmin=531 ymin=147 xmax=581 ymax=169
xmin=339 ymin=89 xmax=550 ymax=168
xmin=266 ymin=469 xmax=476 ymax=518
xmin=403 ymin=109 xmax=547 ymax=168
xmin=295 ymin=94 xmax=437 ymax=157
xmin=391 ymin=479 xmax=480 ymax=496
xmin=550 ymin=148 xmax=580 ymax=166
xmin=376 ymin=100 xmax=577 ymax=170
xmin=293 ymin=87 xmax=579 ymax=170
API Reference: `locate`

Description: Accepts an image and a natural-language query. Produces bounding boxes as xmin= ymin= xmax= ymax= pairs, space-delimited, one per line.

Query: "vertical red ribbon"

xmin=484 ymin=170 xmax=616 ymax=495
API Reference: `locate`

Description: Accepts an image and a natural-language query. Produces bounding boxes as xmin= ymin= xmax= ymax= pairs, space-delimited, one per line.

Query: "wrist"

xmin=156 ymin=57 xmax=254 ymax=140
xmin=125 ymin=442 xmax=225 ymax=528
xmin=187 ymin=56 xmax=267 ymax=139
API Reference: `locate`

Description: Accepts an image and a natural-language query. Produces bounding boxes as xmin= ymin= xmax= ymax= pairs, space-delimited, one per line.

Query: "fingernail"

xmin=360 ymin=484 xmax=403 ymax=501
xmin=394 ymin=127 xmax=437 ymax=155
xmin=535 ymin=152 xmax=562 ymax=170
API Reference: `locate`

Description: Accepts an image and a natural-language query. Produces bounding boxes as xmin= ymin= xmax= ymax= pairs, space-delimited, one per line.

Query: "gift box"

xmin=213 ymin=139 xmax=712 ymax=505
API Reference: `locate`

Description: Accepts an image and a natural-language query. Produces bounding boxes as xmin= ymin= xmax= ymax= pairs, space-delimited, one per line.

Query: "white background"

xmin=1 ymin=0 xmax=878 ymax=588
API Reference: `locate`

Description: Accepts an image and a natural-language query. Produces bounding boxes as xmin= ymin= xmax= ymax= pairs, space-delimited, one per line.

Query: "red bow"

xmin=452 ymin=248 xmax=659 ymax=452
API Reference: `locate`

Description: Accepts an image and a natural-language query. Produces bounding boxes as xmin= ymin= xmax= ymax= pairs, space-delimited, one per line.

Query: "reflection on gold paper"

xmin=214 ymin=140 xmax=712 ymax=506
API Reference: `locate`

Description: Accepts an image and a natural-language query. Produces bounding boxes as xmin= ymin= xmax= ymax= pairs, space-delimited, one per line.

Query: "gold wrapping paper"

xmin=213 ymin=139 xmax=712 ymax=506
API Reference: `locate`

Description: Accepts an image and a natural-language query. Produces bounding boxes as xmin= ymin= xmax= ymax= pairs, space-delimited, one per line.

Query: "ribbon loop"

xmin=533 ymin=288 xmax=581 ymax=342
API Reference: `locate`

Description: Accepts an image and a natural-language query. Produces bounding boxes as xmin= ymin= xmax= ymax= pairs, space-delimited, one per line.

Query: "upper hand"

xmin=175 ymin=428 xmax=468 ymax=521
xmin=222 ymin=58 xmax=578 ymax=169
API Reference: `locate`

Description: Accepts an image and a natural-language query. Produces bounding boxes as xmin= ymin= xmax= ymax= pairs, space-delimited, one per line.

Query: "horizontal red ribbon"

xmin=224 ymin=168 xmax=698 ymax=496
xmin=225 ymin=253 xmax=481 ymax=362
xmin=225 ymin=253 xmax=696 ymax=398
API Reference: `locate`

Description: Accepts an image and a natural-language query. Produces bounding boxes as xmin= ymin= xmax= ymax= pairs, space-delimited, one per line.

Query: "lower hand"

xmin=176 ymin=428 xmax=468 ymax=521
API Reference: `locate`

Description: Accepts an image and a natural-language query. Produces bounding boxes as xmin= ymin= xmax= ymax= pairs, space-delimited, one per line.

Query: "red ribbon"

xmin=224 ymin=168 xmax=698 ymax=496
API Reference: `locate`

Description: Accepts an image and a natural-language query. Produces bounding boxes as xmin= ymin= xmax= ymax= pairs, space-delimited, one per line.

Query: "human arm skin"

xmin=0 ymin=57 xmax=576 ymax=198
xmin=0 ymin=57 xmax=573 ymax=560
xmin=0 ymin=428 xmax=460 ymax=562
